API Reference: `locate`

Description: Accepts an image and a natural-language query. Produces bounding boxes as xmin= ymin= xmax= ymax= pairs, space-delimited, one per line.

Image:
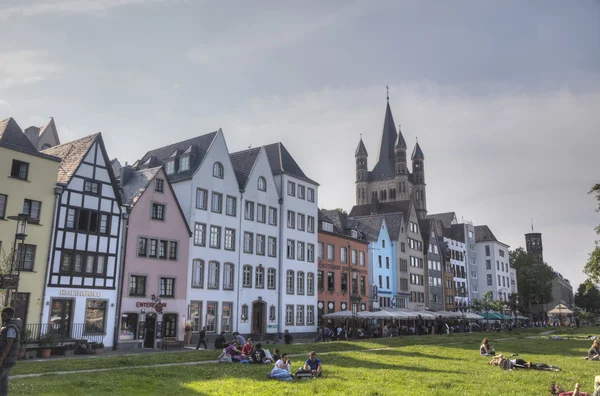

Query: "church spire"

xmin=395 ymin=124 xmax=407 ymax=149
xmin=371 ymin=98 xmax=398 ymax=179
xmin=355 ymin=135 xmax=368 ymax=157
xmin=411 ymin=141 xmax=424 ymax=160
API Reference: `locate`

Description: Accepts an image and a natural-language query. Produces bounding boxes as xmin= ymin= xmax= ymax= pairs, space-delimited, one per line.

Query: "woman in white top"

xmin=269 ymin=353 xmax=292 ymax=380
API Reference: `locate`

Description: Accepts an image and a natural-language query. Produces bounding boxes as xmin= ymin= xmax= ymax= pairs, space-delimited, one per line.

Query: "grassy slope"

xmin=10 ymin=327 xmax=600 ymax=395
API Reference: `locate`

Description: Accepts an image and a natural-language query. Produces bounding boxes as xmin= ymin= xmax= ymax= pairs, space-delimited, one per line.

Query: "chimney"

xmin=120 ymin=164 xmax=134 ymax=187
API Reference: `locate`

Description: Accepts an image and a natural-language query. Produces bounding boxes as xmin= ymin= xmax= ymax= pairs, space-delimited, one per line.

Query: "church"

xmin=354 ymin=97 xmax=427 ymax=219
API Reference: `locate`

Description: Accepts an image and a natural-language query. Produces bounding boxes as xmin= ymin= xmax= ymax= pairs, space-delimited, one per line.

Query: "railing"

xmin=24 ymin=323 xmax=105 ymax=344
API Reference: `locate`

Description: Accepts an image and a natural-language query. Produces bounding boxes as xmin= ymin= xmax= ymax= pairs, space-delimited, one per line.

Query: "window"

xmin=287 ymin=240 xmax=295 ymax=259
xmin=498 ymin=274 xmax=501 ymax=284
xmin=0 ymin=194 xmax=7 ymax=219
xmin=189 ymin=301 xmax=202 ymax=331
xmin=222 ymin=263 xmax=234 ymax=290
xmin=399 ymin=258 xmax=408 ymax=272
xmin=241 ymin=304 xmax=248 ymax=321
xmin=255 ymin=266 xmax=264 ymax=288
xmin=268 ymin=207 xmax=277 ymax=225
xmin=210 ymin=226 xmax=221 ymax=248
xmin=296 ymin=305 xmax=304 ymax=325
xmin=138 ymin=237 xmax=147 ymax=256
xmin=296 ymin=214 xmax=305 ymax=230
xmin=286 ymin=305 xmax=294 ymax=325
xmin=499 ymin=249 xmax=505 ymax=257
xmin=327 ymin=271 xmax=335 ymax=292
xmin=196 ymin=188 xmax=208 ymax=210
xmin=95 ymin=255 xmax=104 ymax=274
xmin=120 ymin=313 xmax=138 ymax=340
xmin=194 ymin=223 xmax=206 ymax=246
xmin=208 ymin=261 xmax=220 ymax=289
xmin=221 ymin=303 xmax=232 ymax=333
xmin=487 ymin=274 xmax=492 ymax=286
xmin=16 ymin=244 xmax=36 ymax=270
xmin=267 ymin=268 xmax=276 ymax=289
xmin=327 ymin=244 xmax=334 ymax=260
xmin=287 ymin=211 xmax=295 ymax=228
xmin=245 ymin=201 xmax=254 ymax=220
xmin=400 ymin=242 xmax=405 ymax=252
xmin=224 ymin=228 xmax=235 ymax=251
xmin=307 ymin=188 xmax=315 ymax=202
xmin=159 ymin=240 xmax=167 ymax=258
xmin=378 ymin=255 xmax=382 ymax=268
xmin=257 ymin=176 xmax=267 ymax=191
xmin=256 ymin=234 xmax=266 ymax=255
xmin=179 ymin=156 xmax=189 ymax=171
xmin=243 ymin=265 xmax=252 ymax=287
xmin=297 ymin=272 xmax=305 ymax=294
xmin=298 ymin=185 xmax=305 ymax=199
xmin=23 ymin=199 xmax=41 ymax=220
xmin=269 ymin=305 xmax=276 ymax=321
xmin=257 ymin=204 xmax=266 ymax=223
xmin=379 ymin=275 xmax=382 ymax=288
xmin=10 ymin=160 xmax=29 ymax=180
xmin=155 ymin=178 xmax=164 ymax=192
xmin=287 ymin=181 xmax=295 ymax=196
xmin=360 ymin=251 xmax=365 ymax=266
xmin=268 ymin=237 xmax=277 ymax=257
xmin=386 ymin=257 xmax=390 ymax=269
xmin=213 ymin=162 xmax=223 ymax=178
xmin=168 ymin=241 xmax=178 ymax=260
xmin=159 ymin=278 xmax=175 ymax=297
xmin=317 ymin=270 xmax=324 ymax=291
xmin=318 ymin=242 xmax=324 ymax=259
xmin=497 ymin=261 xmax=499 ymax=270
xmin=206 ymin=301 xmax=218 ymax=333
xmin=410 ymin=221 xmax=418 ymax=233
xmin=386 ymin=276 xmax=390 ymax=289
xmin=128 ymin=275 xmax=146 ymax=296
xmin=226 ymin=196 xmax=236 ymax=216
xmin=84 ymin=300 xmax=107 ymax=334
xmin=307 ymin=243 xmax=314 ymax=262
xmin=244 ymin=232 xmax=254 ymax=253
xmin=211 ymin=193 xmax=222 ymax=213
xmin=307 ymin=305 xmax=314 ymax=325
xmin=149 ymin=239 xmax=157 ymax=257
xmin=352 ymin=249 xmax=358 ymax=265
xmin=485 ymin=245 xmax=491 ymax=256
xmin=165 ymin=161 xmax=175 ymax=175
xmin=486 ymin=260 xmax=491 ymax=270
xmin=151 ymin=203 xmax=165 ymax=220
xmin=322 ymin=222 xmax=334 ymax=232
xmin=341 ymin=273 xmax=348 ymax=293
xmin=297 ymin=242 xmax=305 ymax=261
xmin=192 ymin=260 xmax=204 ymax=288
xmin=360 ymin=276 xmax=366 ymax=295
xmin=382 ymin=240 xmax=386 ymax=248
xmin=286 ymin=270 xmax=294 ymax=294
xmin=83 ymin=180 xmax=101 ymax=195
xmin=307 ymin=272 xmax=314 ymax=295
xmin=340 ymin=247 xmax=347 ymax=263
xmin=99 ymin=214 xmax=109 ymax=234
xmin=307 ymin=216 xmax=315 ymax=233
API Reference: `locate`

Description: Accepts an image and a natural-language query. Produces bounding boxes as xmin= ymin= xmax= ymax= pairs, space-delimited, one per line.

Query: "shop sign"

xmin=136 ymin=302 xmax=168 ymax=309
xmin=60 ymin=289 xmax=103 ymax=297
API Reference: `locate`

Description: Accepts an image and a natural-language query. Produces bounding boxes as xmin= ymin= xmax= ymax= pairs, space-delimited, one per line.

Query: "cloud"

xmin=0 ymin=50 xmax=62 ymax=88
xmin=0 ymin=0 xmax=174 ymax=19
xmin=0 ymin=100 xmax=14 ymax=112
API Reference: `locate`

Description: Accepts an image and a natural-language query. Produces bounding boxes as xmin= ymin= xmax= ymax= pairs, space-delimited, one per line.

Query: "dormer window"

xmin=351 ymin=230 xmax=358 ymax=239
xmin=213 ymin=162 xmax=224 ymax=178
xmin=179 ymin=156 xmax=190 ymax=172
xmin=257 ymin=176 xmax=267 ymax=192
xmin=322 ymin=222 xmax=334 ymax=233
xmin=166 ymin=161 xmax=175 ymax=175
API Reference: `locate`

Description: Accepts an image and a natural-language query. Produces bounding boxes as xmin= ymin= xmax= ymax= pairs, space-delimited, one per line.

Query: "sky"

xmin=1 ymin=0 xmax=599 ymax=290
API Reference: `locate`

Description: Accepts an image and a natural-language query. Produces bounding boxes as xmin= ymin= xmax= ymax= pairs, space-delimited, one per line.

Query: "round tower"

xmin=355 ymin=137 xmax=368 ymax=204
xmin=411 ymin=141 xmax=427 ymax=218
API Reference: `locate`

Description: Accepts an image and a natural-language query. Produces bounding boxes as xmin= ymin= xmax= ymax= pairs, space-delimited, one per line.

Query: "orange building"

xmin=443 ymin=256 xmax=456 ymax=311
xmin=317 ymin=210 xmax=370 ymax=325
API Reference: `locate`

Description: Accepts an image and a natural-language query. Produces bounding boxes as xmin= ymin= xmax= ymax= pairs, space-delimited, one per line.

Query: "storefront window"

xmin=120 ymin=313 xmax=138 ymax=340
xmin=163 ymin=314 xmax=177 ymax=338
xmin=221 ymin=303 xmax=232 ymax=333
xmin=206 ymin=301 xmax=218 ymax=333
xmin=84 ymin=299 xmax=107 ymax=334
xmin=190 ymin=301 xmax=202 ymax=332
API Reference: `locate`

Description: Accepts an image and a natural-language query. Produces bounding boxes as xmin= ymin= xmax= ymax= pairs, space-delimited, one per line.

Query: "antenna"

xmin=386 ymin=85 xmax=389 ymax=101
xmin=531 ymin=218 xmax=534 ymax=233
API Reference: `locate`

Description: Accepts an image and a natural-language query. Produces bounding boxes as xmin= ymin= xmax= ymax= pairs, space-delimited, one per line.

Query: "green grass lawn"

xmin=9 ymin=327 xmax=600 ymax=395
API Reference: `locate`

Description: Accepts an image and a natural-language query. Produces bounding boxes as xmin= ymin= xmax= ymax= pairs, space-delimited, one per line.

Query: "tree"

xmin=336 ymin=208 xmax=348 ymax=216
xmin=490 ymin=299 xmax=506 ymax=315
xmin=481 ymin=291 xmax=494 ymax=318
xmin=584 ymin=183 xmax=600 ymax=283
xmin=509 ymin=247 xmax=554 ymax=313
xmin=507 ymin=293 xmax=519 ymax=320
xmin=574 ymin=280 xmax=600 ymax=313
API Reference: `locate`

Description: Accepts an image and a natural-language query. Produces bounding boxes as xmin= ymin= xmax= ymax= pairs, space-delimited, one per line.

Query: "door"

xmin=252 ymin=302 xmax=265 ymax=334
xmin=14 ymin=293 xmax=30 ymax=327
xmin=144 ymin=314 xmax=156 ymax=348
xmin=50 ymin=299 xmax=73 ymax=338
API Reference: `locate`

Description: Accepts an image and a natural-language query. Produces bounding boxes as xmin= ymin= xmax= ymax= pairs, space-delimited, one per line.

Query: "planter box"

xmin=93 ymin=347 xmax=105 ymax=354
xmin=40 ymin=348 xmax=52 ymax=359
xmin=63 ymin=349 xmax=75 ymax=357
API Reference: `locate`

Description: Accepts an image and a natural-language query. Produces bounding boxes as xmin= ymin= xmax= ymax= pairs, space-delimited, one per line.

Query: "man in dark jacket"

xmin=196 ymin=326 xmax=208 ymax=350
xmin=0 ymin=307 xmax=21 ymax=395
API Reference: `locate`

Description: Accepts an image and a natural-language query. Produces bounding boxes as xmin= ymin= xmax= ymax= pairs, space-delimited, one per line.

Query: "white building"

xmin=475 ymin=225 xmax=514 ymax=302
xmin=41 ymin=134 xmax=125 ymax=347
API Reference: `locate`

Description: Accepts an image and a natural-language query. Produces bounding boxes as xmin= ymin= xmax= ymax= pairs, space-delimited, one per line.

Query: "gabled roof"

xmin=121 ymin=167 xmax=162 ymax=206
xmin=349 ymin=200 xmax=411 ymax=219
xmin=0 ymin=117 xmax=38 ymax=152
xmin=411 ymin=142 xmax=424 ymax=160
xmin=419 ymin=218 xmax=434 ymax=248
xmin=42 ymin=134 xmax=98 ymax=184
xmin=450 ymin=224 xmax=466 ymax=243
xmin=426 ymin=212 xmax=457 ymax=228
xmin=264 ymin=142 xmax=319 ymax=185
xmin=229 ymin=147 xmax=261 ymax=189
xmin=349 ymin=213 xmax=403 ymax=242
xmin=138 ymin=131 xmax=219 ymax=183
xmin=355 ymin=138 xmax=368 ymax=157
xmin=38 ymin=117 xmax=60 ymax=145
xmin=475 ymin=225 xmax=498 ymax=243
xmin=371 ymin=101 xmax=398 ymax=181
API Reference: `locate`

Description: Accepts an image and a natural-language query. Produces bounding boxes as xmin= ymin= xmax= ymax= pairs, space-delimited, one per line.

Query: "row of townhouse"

xmin=0 ymin=118 xmax=320 ymax=349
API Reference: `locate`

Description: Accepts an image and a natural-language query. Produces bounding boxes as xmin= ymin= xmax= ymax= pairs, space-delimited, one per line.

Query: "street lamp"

xmin=6 ymin=213 xmax=34 ymax=310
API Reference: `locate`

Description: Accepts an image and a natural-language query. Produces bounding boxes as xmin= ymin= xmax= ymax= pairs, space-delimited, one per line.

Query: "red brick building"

xmin=317 ymin=210 xmax=370 ymax=325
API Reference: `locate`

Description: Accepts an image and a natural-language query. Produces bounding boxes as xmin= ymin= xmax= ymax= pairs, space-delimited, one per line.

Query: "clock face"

xmin=361 ymin=303 xmax=366 ymax=311
xmin=341 ymin=303 xmax=347 ymax=310
xmin=328 ymin=302 xmax=334 ymax=309
xmin=318 ymin=302 xmax=324 ymax=309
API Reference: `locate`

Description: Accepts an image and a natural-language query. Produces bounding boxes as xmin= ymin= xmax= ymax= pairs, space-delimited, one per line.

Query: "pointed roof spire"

xmin=355 ymin=134 xmax=368 ymax=157
xmin=411 ymin=140 xmax=424 ymax=160
xmin=371 ymin=100 xmax=398 ymax=179
xmin=386 ymin=85 xmax=389 ymax=102
xmin=395 ymin=124 xmax=407 ymax=149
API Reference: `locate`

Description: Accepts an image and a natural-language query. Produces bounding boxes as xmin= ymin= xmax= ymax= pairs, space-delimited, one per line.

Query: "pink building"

xmin=118 ymin=166 xmax=191 ymax=349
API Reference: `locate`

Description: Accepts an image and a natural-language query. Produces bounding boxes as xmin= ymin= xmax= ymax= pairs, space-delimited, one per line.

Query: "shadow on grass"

xmin=326 ymin=353 xmax=460 ymax=374
xmin=367 ymin=349 xmax=461 ymax=361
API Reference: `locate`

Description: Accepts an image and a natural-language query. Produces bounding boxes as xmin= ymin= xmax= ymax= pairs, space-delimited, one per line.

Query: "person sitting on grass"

xmin=214 ymin=331 xmax=228 ymax=350
xmin=241 ymin=338 xmax=254 ymax=359
xmin=268 ymin=353 xmax=293 ymax=381
xmin=587 ymin=340 xmax=600 ymax=360
xmin=272 ymin=348 xmax=281 ymax=363
xmin=480 ymin=338 xmax=495 ymax=356
xmin=225 ymin=342 xmax=243 ymax=362
xmin=252 ymin=343 xmax=272 ymax=364
xmin=302 ymin=351 xmax=322 ymax=377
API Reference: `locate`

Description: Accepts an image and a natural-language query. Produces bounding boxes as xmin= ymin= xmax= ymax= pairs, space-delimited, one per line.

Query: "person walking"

xmin=196 ymin=326 xmax=208 ymax=350
xmin=0 ymin=307 xmax=22 ymax=396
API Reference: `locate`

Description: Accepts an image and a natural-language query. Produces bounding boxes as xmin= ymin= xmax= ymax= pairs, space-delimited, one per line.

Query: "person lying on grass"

xmin=489 ymin=354 xmax=560 ymax=371
xmin=586 ymin=340 xmax=600 ymax=361
xmin=480 ymin=338 xmax=495 ymax=356
xmin=550 ymin=382 xmax=589 ymax=396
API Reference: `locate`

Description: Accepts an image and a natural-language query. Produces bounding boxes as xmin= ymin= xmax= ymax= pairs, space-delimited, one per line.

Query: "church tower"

xmin=412 ymin=141 xmax=427 ymax=218
xmin=394 ymin=125 xmax=409 ymax=200
xmin=355 ymin=137 xmax=368 ymax=205
xmin=525 ymin=232 xmax=544 ymax=264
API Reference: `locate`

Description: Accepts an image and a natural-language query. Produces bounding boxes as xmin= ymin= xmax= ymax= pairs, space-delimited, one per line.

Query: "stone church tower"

xmin=354 ymin=97 xmax=427 ymax=218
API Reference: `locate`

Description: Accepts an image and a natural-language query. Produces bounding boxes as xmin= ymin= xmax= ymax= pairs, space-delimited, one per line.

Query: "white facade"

xmin=476 ymin=241 xmax=512 ymax=302
xmin=445 ymin=237 xmax=469 ymax=307
xmin=276 ymin=174 xmax=319 ymax=336
xmin=43 ymin=137 xmax=124 ymax=347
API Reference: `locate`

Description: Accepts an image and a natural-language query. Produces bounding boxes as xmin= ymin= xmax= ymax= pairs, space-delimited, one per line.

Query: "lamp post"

xmin=6 ymin=213 xmax=33 ymax=311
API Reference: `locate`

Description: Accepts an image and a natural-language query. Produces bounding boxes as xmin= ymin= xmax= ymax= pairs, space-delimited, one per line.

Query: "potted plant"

xmin=18 ymin=329 xmax=31 ymax=360
xmin=61 ymin=343 xmax=75 ymax=357
xmin=38 ymin=333 xmax=58 ymax=358
xmin=92 ymin=342 xmax=105 ymax=354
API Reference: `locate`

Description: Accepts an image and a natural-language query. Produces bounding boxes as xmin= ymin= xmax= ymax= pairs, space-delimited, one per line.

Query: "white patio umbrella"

xmin=549 ymin=304 xmax=573 ymax=315
xmin=322 ymin=310 xmax=355 ymax=319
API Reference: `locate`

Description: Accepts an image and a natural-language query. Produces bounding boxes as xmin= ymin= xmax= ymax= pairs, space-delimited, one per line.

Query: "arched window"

xmin=191 ymin=259 xmax=204 ymax=288
xmin=243 ymin=265 xmax=252 ymax=287
xmin=223 ymin=263 xmax=234 ymax=290
xmin=257 ymin=176 xmax=267 ymax=191
xmin=267 ymin=268 xmax=276 ymax=289
xmin=208 ymin=261 xmax=219 ymax=289
xmin=212 ymin=162 xmax=224 ymax=178
xmin=241 ymin=304 xmax=248 ymax=320
xmin=269 ymin=305 xmax=276 ymax=321
xmin=255 ymin=266 xmax=264 ymax=288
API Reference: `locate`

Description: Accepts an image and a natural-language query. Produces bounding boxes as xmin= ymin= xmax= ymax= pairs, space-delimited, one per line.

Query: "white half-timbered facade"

xmin=41 ymin=134 xmax=124 ymax=347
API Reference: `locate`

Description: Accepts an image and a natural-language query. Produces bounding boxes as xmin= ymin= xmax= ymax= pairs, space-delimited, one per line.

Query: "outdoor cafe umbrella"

xmin=322 ymin=310 xmax=355 ymax=319
xmin=548 ymin=304 xmax=573 ymax=315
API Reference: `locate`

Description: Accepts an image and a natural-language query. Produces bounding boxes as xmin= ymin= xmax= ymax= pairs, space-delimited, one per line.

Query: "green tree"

xmin=507 ymin=293 xmax=519 ymax=320
xmin=584 ymin=183 xmax=600 ymax=283
xmin=336 ymin=208 xmax=348 ymax=216
xmin=509 ymin=247 xmax=554 ymax=313
xmin=574 ymin=280 xmax=600 ymax=313
xmin=481 ymin=291 xmax=494 ymax=318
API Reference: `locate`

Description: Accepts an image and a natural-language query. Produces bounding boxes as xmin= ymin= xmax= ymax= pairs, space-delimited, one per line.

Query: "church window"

xmin=416 ymin=191 xmax=421 ymax=200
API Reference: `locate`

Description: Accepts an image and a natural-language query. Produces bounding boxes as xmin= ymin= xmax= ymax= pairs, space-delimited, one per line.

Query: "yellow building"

xmin=0 ymin=118 xmax=61 ymax=326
